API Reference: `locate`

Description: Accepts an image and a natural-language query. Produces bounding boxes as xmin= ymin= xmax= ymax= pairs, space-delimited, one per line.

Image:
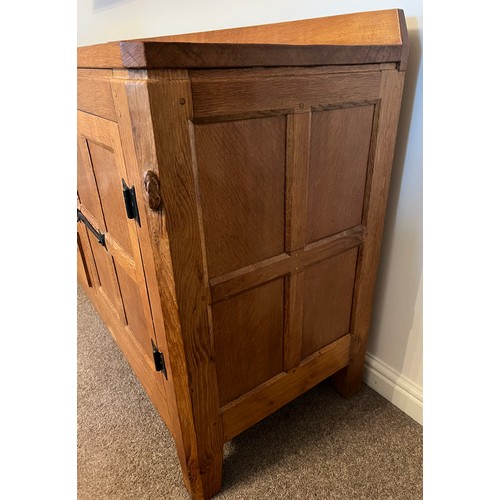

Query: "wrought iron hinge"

xmin=122 ymin=179 xmax=140 ymax=226
xmin=151 ymin=340 xmax=167 ymax=379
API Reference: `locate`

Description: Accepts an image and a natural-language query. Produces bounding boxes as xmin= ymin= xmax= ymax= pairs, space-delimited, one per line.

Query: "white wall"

xmin=78 ymin=0 xmax=423 ymax=423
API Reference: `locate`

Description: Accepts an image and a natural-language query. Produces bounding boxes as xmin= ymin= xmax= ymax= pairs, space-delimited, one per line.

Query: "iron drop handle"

xmin=77 ymin=209 xmax=105 ymax=247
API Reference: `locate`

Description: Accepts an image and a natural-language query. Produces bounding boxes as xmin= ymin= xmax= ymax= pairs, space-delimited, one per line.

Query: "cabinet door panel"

xmin=77 ymin=139 xmax=106 ymax=230
xmin=77 ymin=231 xmax=92 ymax=288
xmin=86 ymin=140 xmax=134 ymax=256
xmin=115 ymin=262 xmax=151 ymax=356
xmin=77 ymin=110 xmax=165 ymax=394
xmin=87 ymin=234 xmax=127 ymax=324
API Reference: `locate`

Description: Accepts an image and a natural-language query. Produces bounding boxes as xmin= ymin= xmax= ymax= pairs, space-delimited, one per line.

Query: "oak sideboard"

xmin=77 ymin=9 xmax=408 ymax=499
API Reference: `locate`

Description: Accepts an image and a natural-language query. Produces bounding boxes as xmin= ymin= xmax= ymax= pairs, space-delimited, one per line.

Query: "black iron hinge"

xmin=151 ymin=340 xmax=167 ymax=379
xmin=122 ymin=179 xmax=140 ymax=226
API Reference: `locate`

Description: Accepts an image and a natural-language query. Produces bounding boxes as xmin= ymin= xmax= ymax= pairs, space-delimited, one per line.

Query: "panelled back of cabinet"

xmin=77 ymin=9 xmax=408 ymax=499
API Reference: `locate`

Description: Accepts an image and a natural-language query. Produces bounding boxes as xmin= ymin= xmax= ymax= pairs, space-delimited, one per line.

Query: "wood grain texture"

xmin=286 ymin=112 xmax=311 ymax=252
xmin=77 ymin=9 xmax=408 ymax=70
xmin=77 ymin=41 xmax=123 ymax=70
xmin=77 ymin=73 xmax=117 ymax=121
xmin=221 ymin=334 xmax=351 ymax=441
xmin=78 ymin=271 xmax=178 ymax=444
xmin=87 ymin=233 xmax=127 ymax=324
xmin=332 ymin=69 xmax=406 ymax=398
xmin=115 ymin=76 xmax=193 ymax=491
xmin=76 ymin=195 xmax=100 ymax=289
xmin=78 ymin=111 xmax=157 ymax=327
xmin=77 ymin=199 xmax=137 ymax=285
xmin=77 ymin=110 xmax=114 ymax=148
xmin=137 ymin=73 xmax=224 ymax=499
xmin=284 ymin=272 xmax=304 ymax=371
xmin=125 ymin=41 xmax=402 ymax=70
xmin=307 ymin=105 xmax=374 ymax=243
xmin=212 ymin=279 xmax=284 ymax=406
xmin=143 ymin=9 xmax=402 ymax=45
xmin=111 ymin=79 xmax=177 ymax=412
xmin=77 ymin=137 xmax=106 ymax=231
xmin=77 ymin=231 xmax=92 ymax=288
xmin=77 ymin=129 xmax=127 ymax=325
xmin=397 ymin=10 xmax=410 ymax=71
xmin=77 ymin=108 xmax=167 ymax=403
xmin=143 ymin=170 xmax=162 ymax=210
xmin=85 ymin=140 xmax=133 ymax=255
xmin=191 ymin=71 xmax=381 ymax=122
xmin=302 ymin=248 xmax=359 ymax=359
xmin=114 ymin=262 xmax=151 ymax=354
xmin=210 ymin=226 xmax=364 ymax=304
xmin=195 ymin=116 xmax=286 ymax=278
xmin=190 ymin=63 xmax=397 ymax=81
xmin=102 ymin=234 xmax=136 ymax=279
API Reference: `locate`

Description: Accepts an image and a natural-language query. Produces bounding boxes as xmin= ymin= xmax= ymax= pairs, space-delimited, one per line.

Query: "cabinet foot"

xmin=178 ymin=447 xmax=223 ymax=500
xmin=331 ymin=365 xmax=363 ymax=399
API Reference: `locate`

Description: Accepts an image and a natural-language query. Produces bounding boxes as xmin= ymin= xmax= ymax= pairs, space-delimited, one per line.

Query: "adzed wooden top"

xmin=78 ymin=9 xmax=408 ymax=70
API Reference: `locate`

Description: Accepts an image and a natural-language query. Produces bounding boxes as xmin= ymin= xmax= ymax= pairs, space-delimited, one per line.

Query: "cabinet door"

xmin=77 ymin=110 xmax=166 ymax=393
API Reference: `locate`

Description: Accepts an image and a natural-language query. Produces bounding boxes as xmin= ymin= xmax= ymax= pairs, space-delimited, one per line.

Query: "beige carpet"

xmin=77 ymin=286 xmax=422 ymax=499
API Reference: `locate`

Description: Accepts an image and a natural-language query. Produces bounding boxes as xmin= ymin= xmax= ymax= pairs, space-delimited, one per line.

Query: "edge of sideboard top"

xmin=77 ymin=9 xmax=408 ymax=71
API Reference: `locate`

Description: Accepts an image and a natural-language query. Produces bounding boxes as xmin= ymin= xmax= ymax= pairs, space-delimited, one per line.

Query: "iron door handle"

xmin=77 ymin=209 xmax=105 ymax=247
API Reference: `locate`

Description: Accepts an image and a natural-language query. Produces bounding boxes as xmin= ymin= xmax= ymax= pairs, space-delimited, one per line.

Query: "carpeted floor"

xmin=77 ymin=286 xmax=422 ymax=499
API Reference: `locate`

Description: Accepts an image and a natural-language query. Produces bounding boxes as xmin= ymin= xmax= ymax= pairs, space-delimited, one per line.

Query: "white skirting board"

xmin=363 ymin=353 xmax=423 ymax=425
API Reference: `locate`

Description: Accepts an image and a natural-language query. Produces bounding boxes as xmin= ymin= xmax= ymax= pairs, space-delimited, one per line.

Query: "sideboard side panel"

xmin=190 ymin=66 xmax=388 ymax=439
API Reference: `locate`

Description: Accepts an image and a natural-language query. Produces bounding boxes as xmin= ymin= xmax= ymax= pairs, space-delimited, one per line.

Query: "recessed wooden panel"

xmin=195 ymin=116 xmax=286 ymax=278
xmin=115 ymin=263 xmax=150 ymax=355
xmin=77 ymin=139 xmax=106 ymax=231
xmin=307 ymin=105 xmax=374 ymax=243
xmin=86 ymin=141 xmax=133 ymax=256
xmin=77 ymin=232 xmax=92 ymax=288
xmin=87 ymin=235 xmax=125 ymax=323
xmin=212 ymin=279 xmax=284 ymax=406
xmin=302 ymin=248 xmax=358 ymax=358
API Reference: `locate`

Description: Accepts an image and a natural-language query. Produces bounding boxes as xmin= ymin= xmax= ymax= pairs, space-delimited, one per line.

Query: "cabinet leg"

xmin=331 ymin=360 xmax=364 ymax=399
xmin=177 ymin=444 xmax=223 ymax=500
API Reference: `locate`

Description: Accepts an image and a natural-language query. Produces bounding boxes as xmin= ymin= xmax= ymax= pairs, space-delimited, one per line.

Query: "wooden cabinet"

xmin=77 ymin=9 xmax=408 ymax=499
